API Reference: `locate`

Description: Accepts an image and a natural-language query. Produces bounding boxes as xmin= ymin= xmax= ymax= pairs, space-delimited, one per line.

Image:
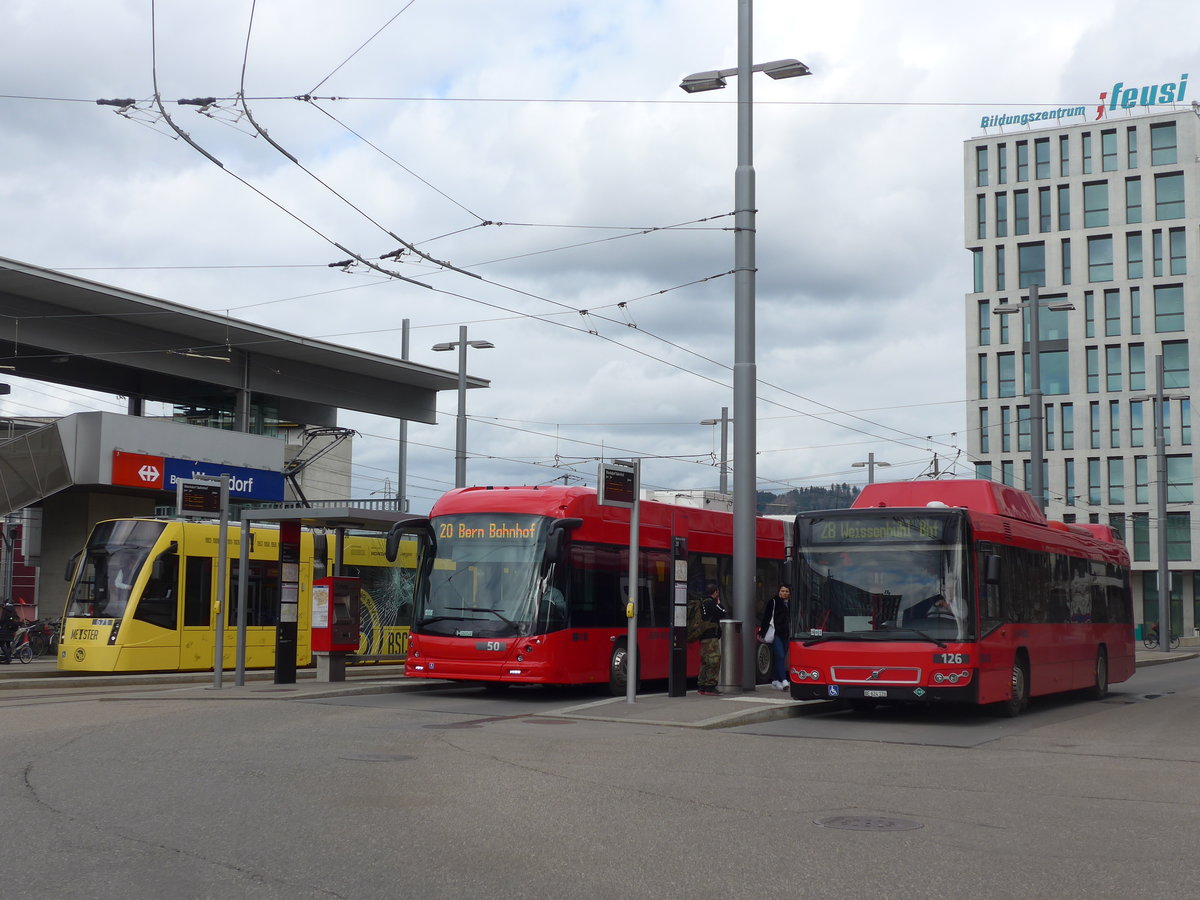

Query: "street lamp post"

xmin=680 ymin=1 xmax=810 ymax=689
xmin=700 ymin=407 xmax=732 ymax=494
xmin=852 ymin=452 xmax=891 ymax=484
xmin=432 ymin=325 xmax=494 ymax=488
xmin=992 ymin=285 xmax=1074 ymax=512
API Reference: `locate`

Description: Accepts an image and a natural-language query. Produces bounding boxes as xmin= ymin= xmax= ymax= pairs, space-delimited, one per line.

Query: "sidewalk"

xmin=3 ymin=649 xmax=1195 ymax=730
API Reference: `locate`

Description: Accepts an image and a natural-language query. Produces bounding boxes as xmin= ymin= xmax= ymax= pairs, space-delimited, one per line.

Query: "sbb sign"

xmin=111 ymin=450 xmax=284 ymax=501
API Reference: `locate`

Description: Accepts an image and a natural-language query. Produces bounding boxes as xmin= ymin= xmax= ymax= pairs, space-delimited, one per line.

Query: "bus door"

xmin=180 ymin=553 xmax=215 ymax=670
xmin=121 ymin=542 xmax=183 ymax=670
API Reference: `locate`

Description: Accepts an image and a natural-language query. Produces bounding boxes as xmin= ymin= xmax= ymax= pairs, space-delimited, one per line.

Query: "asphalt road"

xmin=3 ymin=659 xmax=1197 ymax=899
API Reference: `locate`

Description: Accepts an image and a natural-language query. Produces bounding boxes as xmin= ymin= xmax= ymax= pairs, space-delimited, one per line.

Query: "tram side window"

xmin=567 ymin=543 xmax=627 ymax=628
xmin=184 ymin=557 xmax=212 ymax=627
xmin=133 ymin=549 xmax=179 ymax=630
xmin=227 ymin=559 xmax=280 ymax=627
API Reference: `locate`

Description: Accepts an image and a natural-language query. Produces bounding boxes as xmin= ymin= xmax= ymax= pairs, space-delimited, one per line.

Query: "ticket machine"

xmin=312 ymin=577 xmax=360 ymax=680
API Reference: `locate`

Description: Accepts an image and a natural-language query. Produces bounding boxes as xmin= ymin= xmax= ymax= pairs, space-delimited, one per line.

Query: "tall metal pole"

xmin=732 ymin=0 xmax=757 ymax=689
xmin=625 ymin=460 xmax=641 ymax=704
xmin=1153 ymin=354 xmax=1170 ymax=651
xmin=455 ymin=324 xmax=468 ymax=488
xmin=718 ymin=406 xmax=730 ymax=494
xmin=1027 ymin=284 xmax=1045 ymax=511
xmin=398 ymin=318 xmax=410 ymax=510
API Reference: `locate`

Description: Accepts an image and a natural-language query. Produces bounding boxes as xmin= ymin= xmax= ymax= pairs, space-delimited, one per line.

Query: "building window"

xmin=1000 ymin=460 xmax=1014 ymax=487
xmin=1131 ymin=512 xmax=1149 ymax=560
xmin=1085 ymin=290 xmax=1095 ymax=338
xmin=1101 ymin=129 xmax=1117 ymax=172
xmin=1017 ymin=405 xmax=1030 ymax=452
xmin=1104 ymin=290 xmax=1121 ymax=337
xmin=1061 ymin=238 xmax=1071 ymax=285
xmin=1125 ymin=177 xmax=1142 ymax=224
xmin=1059 ymin=134 xmax=1070 ymax=176
xmin=1038 ymin=187 xmax=1051 ymax=233
xmin=998 ymin=352 xmax=1016 ymax=397
xmin=1163 ymin=340 xmax=1189 ymax=389
xmin=1167 ymin=456 xmax=1194 ymax=503
xmin=1135 ymin=456 xmax=1149 ymax=504
xmin=978 ymin=300 xmax=991 ymax=346
xmin=1150 ymin=121 xmax=1178 ymax=165
xmin=1040 ymin=349 xmax=1070 ymax=394
xmin=1065 ymin=458 xmax=1076 ymax=505
xmin=1155 ymin=172 xmax=1184 ymax=220
xmin=997 ymin=302 xmax=1010 ymax=344
xmin=997 ymin=142 xmax=1008 ymax=184
xmin=1001 ymin=406 xmax=1012 ymax=452
xmin=1082 ymin=132 xmax=1093 ymax=174
xmin=1126 ymin=126 xmax=1138 ymax=167
xmin=1016 ymin=140 xmax=1029 ymax=181
xmin=1130 ymin=343 xmax=1146 ymax=391
xmin=1083 ymin=181 xmax=1109 ymax=227
xmin=1106 ymin=344 xmax=1122 ymax=391
xmin=1089 ymin=402 xmax=1101 ymax=449
xmin=1110 ymin=512 xmax=1126 ymax=542
xmin=975 ymin=145 xmax=989 ymax=187
xmin=1131 ymin=286 xmax=1141 ymax=335
xmin=1126 ymin=232 xmax=1143 ymax=279
xmin=1167 ymin=513 xmax=1190 ymax=562
xmin=1014 ymin=189 xmax=1029 ymax=234
xmin=1183 ymin=398 xmax=1192 ymax=446
xmin=1087 ymin=236 xmax=1113 ymax=282
xmin=972 ymin=248 xmax=983 ymax=292
xmin=1153 ymin=229 xmax=1163 ymax=276
xmin=1056 ymin=185 xmax=1070 ymax=230
xmin=1088 ymin=457 xmax=1101 ymax=504
xmin=976 ymin=194 xmax=987 ymax=239
xmin=1086 ymin=346 xmax=1100 ymax=393
xmin=995 ymin=192 xmax=1008 ymax=237
xmin=1169 ymin=227 xmax=1186 ymax=275
xmin=995 ymin=245 xmax=1006 ymax=291
xmin=1131 ymin=400 xmax=1145 ymax=447
xmin=1108 ymin=457 xmax=1124 ymax=504
xmin=979 ymin=408 xmax=990 ymax=453
xmin=1018 ymin=242 xmax=1045 ymax=287
xmin=1109 ymin=400 xmax=1121 ymax=448
xmin=1061 ymin=403 xmax=1074 ymax=450
xmin=1154 ymin=284 xmax=1184 ymax=332
xmin=1046 ymin=402 xmax=1056 ymax=450
xmin=975 ymin=462 xmax=992 ymax=481
xmin=1035 ymin=137 xmax=1050 ymax=179
xmin=978 ymin=354 xmax=989 ymax=399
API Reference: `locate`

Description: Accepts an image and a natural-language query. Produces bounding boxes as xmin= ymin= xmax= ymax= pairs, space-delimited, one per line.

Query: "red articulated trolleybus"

xmin=789 ymin=480 xmax=1134 ymax=716
xmin=386 ymin=485 xmax=787 ymax=693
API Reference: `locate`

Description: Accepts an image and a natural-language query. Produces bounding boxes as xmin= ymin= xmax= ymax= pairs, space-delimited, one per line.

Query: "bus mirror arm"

xmin=543 ymin=518 xmax=584 ymax=567
xmin=985 ymin=553 xmax=1001 ymax=586
xmin=385 ymin=515 xmax=435 ymax=563
xmin=65 ymin=549 xmax=82 ymax=582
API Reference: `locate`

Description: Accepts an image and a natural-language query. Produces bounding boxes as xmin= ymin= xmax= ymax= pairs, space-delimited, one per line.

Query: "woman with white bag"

xmin=758 ymin=584 xmax=791 ymax=690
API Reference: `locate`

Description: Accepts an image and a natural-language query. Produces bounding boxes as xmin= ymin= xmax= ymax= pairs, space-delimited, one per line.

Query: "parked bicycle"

xmin=1142 ymin=624 xmax=1181 ymax=650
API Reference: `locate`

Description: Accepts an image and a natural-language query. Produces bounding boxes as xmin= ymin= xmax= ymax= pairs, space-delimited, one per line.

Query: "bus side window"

xmin=134 ymin=547 xmax=179 ymax=630
xmin=184 ymin=557 xmax=212 ymax=627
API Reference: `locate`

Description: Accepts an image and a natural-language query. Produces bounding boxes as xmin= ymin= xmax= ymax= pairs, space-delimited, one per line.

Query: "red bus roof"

xmin=853 ymin=480 xmax=1046 ymax=526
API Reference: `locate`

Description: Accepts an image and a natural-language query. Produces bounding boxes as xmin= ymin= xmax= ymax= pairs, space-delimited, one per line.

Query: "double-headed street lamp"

xmin=432 ymin=325 xmax=494 ymax=488
xmin=992 ymin=284 xmax=1074 ymax=512
xmin=680 ymin=0 xmax=810 ymax=690
xmin=700 ymin=407 xmax=732 ymax=494
xmin=852 ymin=452 xmax=891 ymax=484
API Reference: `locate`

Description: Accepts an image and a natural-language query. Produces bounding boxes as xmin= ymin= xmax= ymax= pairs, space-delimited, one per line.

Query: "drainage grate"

xmin=814 ymin=815 xmax=923 ymax=832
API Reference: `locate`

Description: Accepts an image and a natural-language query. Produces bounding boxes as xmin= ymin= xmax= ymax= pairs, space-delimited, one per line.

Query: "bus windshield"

xmin=65 ymin=520 xmax=167 ymax=619
xmin=418 ymin=513 xmax=550 ymax=638
xmin=795 ymin=512 xmax=974 ymax=643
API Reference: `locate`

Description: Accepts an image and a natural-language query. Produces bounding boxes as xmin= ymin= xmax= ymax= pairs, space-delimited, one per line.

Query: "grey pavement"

xmin=3 ymin=647 xmax=1195 ymax=729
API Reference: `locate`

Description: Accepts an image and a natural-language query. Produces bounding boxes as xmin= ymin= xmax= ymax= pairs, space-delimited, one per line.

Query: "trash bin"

xmin=718 ymin=619 xmax=743 ymax=691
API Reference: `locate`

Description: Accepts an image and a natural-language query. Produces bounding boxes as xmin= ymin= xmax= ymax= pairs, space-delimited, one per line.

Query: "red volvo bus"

xmin=390 ymin=485 xmax=786 ymax=693
xmin=789 ymin=480 xmax=1134 ymax=716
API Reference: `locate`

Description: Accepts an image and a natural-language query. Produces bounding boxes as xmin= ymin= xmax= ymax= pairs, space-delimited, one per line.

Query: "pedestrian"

xmin=697 ymin=583 xmax=728 ymax=695
xmin=0 ymin=601 xmax=20 ymax=665
xmin=759 ymin=584 xmax=791 ymax=689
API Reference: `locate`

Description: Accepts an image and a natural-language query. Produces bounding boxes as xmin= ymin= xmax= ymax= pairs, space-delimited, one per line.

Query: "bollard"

xmin=718 ymin=619 xmax=743 ymax=692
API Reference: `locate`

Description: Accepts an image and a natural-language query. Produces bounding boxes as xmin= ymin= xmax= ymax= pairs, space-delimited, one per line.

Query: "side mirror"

xmin=985 ymin=553 xmax=1001 ymax=586
xmin=543 ymin=518 xmax=583 ymax=567
xmin=65 ymin=550 xmax=82 ymax=582
xmin=385 ymin=516 xmax=434 ymax=562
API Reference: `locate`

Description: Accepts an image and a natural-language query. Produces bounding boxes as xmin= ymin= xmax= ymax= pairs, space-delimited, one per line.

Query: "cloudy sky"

xmin=3 ymin=0 xmax=1199 ymax=513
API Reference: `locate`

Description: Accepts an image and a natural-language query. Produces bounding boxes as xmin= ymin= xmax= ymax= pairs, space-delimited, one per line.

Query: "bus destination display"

xmin=811 ymin=516 xmax=945 ymax=543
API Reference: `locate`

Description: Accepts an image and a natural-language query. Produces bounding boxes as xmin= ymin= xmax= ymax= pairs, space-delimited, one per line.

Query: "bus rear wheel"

xmin=755 ymin=642 xmax=773 ymax=684
xmin=1088 ymin=647 xmax=1109 ymax=701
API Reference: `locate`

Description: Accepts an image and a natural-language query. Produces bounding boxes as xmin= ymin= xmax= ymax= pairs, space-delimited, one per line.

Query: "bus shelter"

xmin=229 ymin=505 xmax=428 ymax=687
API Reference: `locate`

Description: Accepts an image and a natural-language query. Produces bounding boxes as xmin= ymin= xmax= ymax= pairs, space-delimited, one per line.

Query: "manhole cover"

xmin=814 ymin=815 xmax=923 ymax=832
xmin=339 ymin=753 xmax=415 ymax=762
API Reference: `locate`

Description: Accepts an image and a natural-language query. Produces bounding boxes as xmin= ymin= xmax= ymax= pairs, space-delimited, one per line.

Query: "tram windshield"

xmin=417 ymin=513 xmax=551 ymax=638
xmin=795 ymin=512 xmax=974 ymax=643
xmin=65 ymin=520 xmax=167 ymax=619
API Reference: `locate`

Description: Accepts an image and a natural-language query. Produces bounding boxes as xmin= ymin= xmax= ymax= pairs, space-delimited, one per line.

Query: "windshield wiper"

xmin=803 ymin=633 xmax=869 ymax=646
xmin=445 ymin=606 xmax=521 ymax=631
xmin=881 ymin=626 xmax=947 ymax=648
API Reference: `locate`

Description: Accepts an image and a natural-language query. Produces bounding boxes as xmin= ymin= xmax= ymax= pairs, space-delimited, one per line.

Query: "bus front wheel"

xmin=997 ymin=655 xmax=1029 ymax=717
xmin=1088 ymin=647 xmax=1109 ymax=701
xmin=608 ymin=641 xmax=640 ymax=696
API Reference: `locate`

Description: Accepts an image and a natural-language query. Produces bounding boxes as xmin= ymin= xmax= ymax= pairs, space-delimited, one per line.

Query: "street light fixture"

xmin=432 ymin=325 xmax=494 ymax=488
xmin=680 ymin=0 xmax=810 ymax=690
xmin=992 ymin=284 xmax=1074 ymax=512
xmin=851 ymin=452 xmax=891 ymax=484
xmin=699 ymin=407 xmax=732 ymax=495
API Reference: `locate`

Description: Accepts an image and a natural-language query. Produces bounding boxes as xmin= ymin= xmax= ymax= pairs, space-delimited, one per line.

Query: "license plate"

xmin=863 ymin=689 xmax=887 ymax=698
